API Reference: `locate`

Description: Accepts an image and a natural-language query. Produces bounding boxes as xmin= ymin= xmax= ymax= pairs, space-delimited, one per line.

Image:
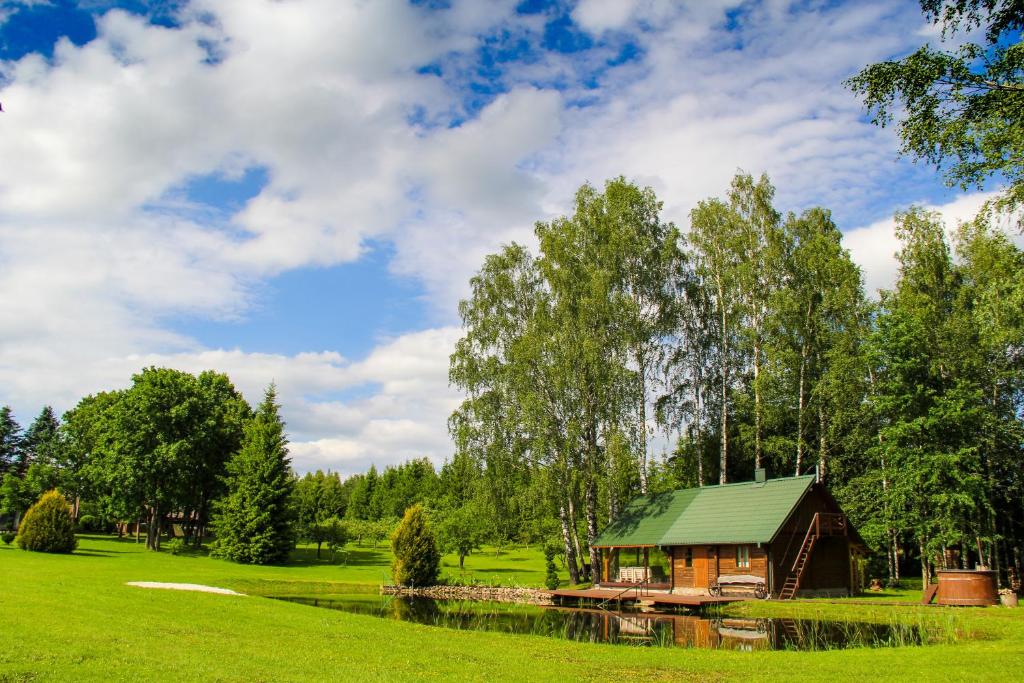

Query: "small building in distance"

xmin=593 ymin=471 xmax=867 ymax=599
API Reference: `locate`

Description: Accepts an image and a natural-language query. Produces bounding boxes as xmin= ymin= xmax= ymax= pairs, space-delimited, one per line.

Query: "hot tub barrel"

xmin=936 ymin=569 xmax=998 ymax=606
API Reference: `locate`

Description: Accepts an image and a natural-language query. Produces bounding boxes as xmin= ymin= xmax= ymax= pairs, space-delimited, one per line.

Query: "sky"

xmin=0 ymin=0 xmax=1018 ymax=475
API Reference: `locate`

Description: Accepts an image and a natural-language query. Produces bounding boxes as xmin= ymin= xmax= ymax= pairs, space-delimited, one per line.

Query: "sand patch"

xmin=126 ymin=581 xmax=244 ymax=596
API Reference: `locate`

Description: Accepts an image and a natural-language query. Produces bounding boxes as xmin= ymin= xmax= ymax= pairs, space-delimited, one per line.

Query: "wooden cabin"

xmin=593 ymin=472 xmax=867 ymax=599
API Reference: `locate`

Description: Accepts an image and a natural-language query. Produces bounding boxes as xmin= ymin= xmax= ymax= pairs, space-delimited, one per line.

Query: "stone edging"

xmin=381 ymin=584 xmax=553 ymax=605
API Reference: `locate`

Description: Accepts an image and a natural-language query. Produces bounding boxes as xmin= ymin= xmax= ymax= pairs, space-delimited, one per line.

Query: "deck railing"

xmin=596 ymin=577 xmax=653 ymax=609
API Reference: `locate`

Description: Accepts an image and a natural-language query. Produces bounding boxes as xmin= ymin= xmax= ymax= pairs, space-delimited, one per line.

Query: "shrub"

xmin=17 ymin=490 xmax=77 ymax=553
xmin=1 ymin=532 xmax=15 ymax=545
xmin=165 ymin=538 xmax=185 ymax=555
xmin=544 ymin=546 xmax=560 ymax=590
xmin=390 ymin=504 xmax=440 ymax=587
xmin=76 ymin=514 xmax=98 ymax=532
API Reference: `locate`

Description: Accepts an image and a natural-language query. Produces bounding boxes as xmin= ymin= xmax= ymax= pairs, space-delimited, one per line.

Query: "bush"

xmin=544 ymin=546 xmax=560 ymax=590
xmin=17 ymin=490 xmax=77 ymax=553
xmin=165 ymin=538 xmax=185 ymax=555
xmin=76 ymin=514 xmax=98 ymax=532
xmin=390 ymin=504 xmax=440 ymax=587
xmin=1 ymin=532 xmax=15 ymax=545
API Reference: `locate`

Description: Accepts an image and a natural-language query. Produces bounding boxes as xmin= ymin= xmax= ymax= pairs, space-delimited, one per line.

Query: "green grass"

xmin=2 ymin=535 xmax=1023 ymax=681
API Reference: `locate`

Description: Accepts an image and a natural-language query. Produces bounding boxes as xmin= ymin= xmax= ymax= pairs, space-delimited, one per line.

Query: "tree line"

xmin=0 ymin=384 xmax=499 ymax=569
xmin=0 ymin=369 xmax=289 ymax=557
xmin=448 ymin=171 xmax=1023 ymax=587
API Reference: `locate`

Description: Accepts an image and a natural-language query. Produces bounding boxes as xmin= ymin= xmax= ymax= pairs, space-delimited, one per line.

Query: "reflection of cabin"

xmin=593 ymin=471 xmax=867 ymax=599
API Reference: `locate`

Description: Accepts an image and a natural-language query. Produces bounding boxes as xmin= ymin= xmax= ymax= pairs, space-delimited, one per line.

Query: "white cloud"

xmin=844 ymin=192 xmax=1024 ymax=297
xmin=0 ymin=326 xmax=462 ymax=475
xmin=0 ymin=1 xmax=518 ymax=472
xmin=573 ymin=0 xmax=641 ymax=34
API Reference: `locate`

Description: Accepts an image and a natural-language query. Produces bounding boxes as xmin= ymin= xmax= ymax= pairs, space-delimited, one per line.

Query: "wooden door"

xmin=693 ymin=546 xmax=710 ymax=588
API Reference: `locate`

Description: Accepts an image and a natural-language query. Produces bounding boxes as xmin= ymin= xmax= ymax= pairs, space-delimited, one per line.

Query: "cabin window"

xmin=684 ymin=547 xmax=693 ymax=568
xmin=736 ymin=545 xmax=750 ymax=569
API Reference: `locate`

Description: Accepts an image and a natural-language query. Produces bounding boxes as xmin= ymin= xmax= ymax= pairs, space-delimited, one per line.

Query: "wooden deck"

xmin=544 ymin=588 xmax=747 ymax=608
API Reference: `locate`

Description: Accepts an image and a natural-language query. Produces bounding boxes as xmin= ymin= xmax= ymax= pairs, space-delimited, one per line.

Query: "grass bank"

xmin=1 ymin=535 xmax=1022 ymax=681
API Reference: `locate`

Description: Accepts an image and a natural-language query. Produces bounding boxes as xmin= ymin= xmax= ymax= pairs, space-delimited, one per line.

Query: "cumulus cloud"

xmin=572 ymin=0 xmax=641 ymax=34
xmin=844 ymin=192 xmax=1024 ymax=297
xmin=0 ymin=1 xmax=505 ymax=471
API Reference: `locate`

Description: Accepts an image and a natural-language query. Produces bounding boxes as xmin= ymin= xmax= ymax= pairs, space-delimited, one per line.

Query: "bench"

xmin=617 ymin=566 xmax=649 ymax=583
xmin=709 ymin=574 xmax=768 ymax=599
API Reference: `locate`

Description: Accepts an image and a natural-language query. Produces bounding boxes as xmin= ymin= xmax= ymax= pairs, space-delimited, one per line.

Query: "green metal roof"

xmin=594 ymin=475 xmax=815 ymax=547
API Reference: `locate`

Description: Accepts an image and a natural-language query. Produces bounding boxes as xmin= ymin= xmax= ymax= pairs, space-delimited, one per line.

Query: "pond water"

xmin=270 ymin=594 xmax=933 ymax=651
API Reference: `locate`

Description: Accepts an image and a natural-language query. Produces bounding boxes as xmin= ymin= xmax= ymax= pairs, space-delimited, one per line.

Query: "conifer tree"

xmin=0 ymin=406 xmax=22 ymax=477
xmin=21 ymin=406 xmax=60 ymax=473
xmin=390 ymin=503 xmax=440 ymax=586
xmin=210 ymin=384 xmax=295 ymax=564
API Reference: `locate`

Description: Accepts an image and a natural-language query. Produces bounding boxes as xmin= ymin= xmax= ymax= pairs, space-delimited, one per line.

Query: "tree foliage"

xmin=848 ymin=0 xmax=1024 ymax=221
xmin=434 ymin=497 xmax=488 ymax=570
xmin=69 ymin=368 xmax=249 ymax=550
xmin=16 ymin=489 xmax=77 ymax=553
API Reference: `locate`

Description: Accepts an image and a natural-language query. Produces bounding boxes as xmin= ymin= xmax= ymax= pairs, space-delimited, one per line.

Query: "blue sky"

xmin=0 ymin=0 xmax=1012 ymax=474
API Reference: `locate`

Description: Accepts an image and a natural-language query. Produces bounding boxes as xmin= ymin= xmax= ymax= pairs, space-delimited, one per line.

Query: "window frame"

xmin=735 ymin=545 xmax=751 ymax=569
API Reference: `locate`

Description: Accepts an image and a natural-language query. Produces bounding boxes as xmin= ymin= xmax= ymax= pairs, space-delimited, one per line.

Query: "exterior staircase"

xmin=778 ymin=512 xmax=847 ymax=600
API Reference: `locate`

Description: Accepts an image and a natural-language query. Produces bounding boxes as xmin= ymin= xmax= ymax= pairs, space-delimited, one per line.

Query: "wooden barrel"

xmin=936 ymin=570 xmax=998 ymax=606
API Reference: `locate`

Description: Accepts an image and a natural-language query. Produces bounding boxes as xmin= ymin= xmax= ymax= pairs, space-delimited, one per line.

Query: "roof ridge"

xmin=683 ymin=473 xmax=814 ymax=492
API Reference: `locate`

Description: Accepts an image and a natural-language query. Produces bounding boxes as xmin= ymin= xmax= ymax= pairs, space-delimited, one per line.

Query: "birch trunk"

xmin=817 ymin=405 xmax=827 ymax=483
xmin=796 ymin=345 xmax=806 ymax=476
xmin=718 ymin=282 xmax=729 ymax=484
xmin=586 ymin=477 xmax=600 ymax=584
xmin=637 ymin=349 xmax=649 ymax=494
xmin=920 ymin=539 xmax=930 ymax=586
xmin=568 ymin=496 xmax=584 ymax=575
xmin=753 ymin=335 xmax=762 ymax=471
xmin=559 ymin=502 xmax=580 ymax=585
xmin=694 ymin=361 xmax=704 ymax=487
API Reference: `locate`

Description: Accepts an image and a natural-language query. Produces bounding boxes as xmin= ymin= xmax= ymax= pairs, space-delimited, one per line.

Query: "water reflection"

xmin=271 ymin=595 xmax=930 ymax=651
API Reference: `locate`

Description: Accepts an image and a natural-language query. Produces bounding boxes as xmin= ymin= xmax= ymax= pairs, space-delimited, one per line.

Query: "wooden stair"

xmin=778 ymin=512 xmax=847 ymax=600
xmin=777 ymin=618 xmax=801 ymax=643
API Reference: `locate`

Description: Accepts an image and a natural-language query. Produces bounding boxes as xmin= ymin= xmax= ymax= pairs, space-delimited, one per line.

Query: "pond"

xmin=270 ymin=594 xmax=935 ymax=651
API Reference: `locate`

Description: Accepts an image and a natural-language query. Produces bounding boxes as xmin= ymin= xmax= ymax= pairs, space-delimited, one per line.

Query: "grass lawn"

xmin=2 ymin=535 xmax=1023 ymax=681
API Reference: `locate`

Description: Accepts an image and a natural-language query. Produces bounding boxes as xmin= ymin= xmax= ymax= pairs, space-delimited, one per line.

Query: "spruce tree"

xmin=210 ymin=384 xmax=295 ymax=564
xmin=0 ymin=406 xmax=22 ymax=476
xmin=22 ymin=406 xmax=60 ymax=473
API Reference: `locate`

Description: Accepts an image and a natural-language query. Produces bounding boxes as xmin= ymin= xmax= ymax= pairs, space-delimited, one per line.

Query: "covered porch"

xmin=595 ymin=545 xmax=672 ymax=591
